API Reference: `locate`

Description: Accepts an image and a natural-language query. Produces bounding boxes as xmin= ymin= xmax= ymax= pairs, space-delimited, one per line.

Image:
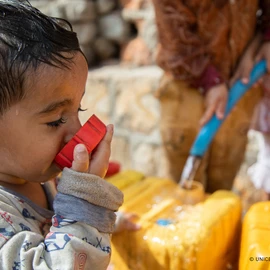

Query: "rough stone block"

xmin=30 ymin=0 xmax=66 ymax=18
xmin=82 ymin=65 xmax=168 ymax=177
xmin=131 ymin=142 xmax=168 ymax=178
xmin=98 ymin=11 xmax=132 ymax=44
xmin=81 ymin=78 xmax=111 ymax=125
xmin=63 ymin=0 xmax=97 ymax=22
xmin=112 ymin=67 xmax=162 ymax=134
xmin=110 ymin=135 xmax=132 ymax=170
xmin=73 ymin=22 xmax=97 ymax=45
xmin=80 ymin=45 xmax=97 ymax=67
xmin=121 ymin=37 xmax=154 ymax=66
xmin=97 ymin=0 xmax=118 ymax=15
xmin=93 ymin=38 xmax=118 ymax=61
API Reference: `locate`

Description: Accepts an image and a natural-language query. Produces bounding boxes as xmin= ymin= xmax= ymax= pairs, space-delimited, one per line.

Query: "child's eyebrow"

xmin=38 ymin=99 xmax=72 ymax=114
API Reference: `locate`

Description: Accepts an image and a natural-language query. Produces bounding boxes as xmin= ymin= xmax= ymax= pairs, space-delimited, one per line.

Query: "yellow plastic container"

xmin=239 ymin=201 xmax=270 ymax=270
xmin=110 ymin=174 xmax=242 ymax=270
xmin=106 ymin=170 xmax=144 ymax=190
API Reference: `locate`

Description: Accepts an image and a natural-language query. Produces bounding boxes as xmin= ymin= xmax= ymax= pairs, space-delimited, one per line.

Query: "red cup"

xmin=54 ymin=114 xmax=106 ymax=170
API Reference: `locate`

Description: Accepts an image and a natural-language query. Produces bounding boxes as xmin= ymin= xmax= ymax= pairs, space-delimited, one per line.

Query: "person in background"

xmin=231 ymin=30 xmax=270 ymax=210
xmin=248 ymin=75 xmax=270 ymax=202
xmin=151 ymin=0 xmax=270 ymax=193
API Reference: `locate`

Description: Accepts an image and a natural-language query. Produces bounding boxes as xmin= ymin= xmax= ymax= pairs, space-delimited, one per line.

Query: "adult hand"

xmin=255 ymin=41 xmax=270 ymax=73
xmin=230 ymin=39 xmax=270 ymax=98
xmin=199 ymin=83 xmax=228 ymax=126
xmin=71 ymin=124 xmax=113 ymax=178
xmin=230 ymin=33 xmax=263 ymax=86
xmin=230 ymin=53 xmax=255 ymax=86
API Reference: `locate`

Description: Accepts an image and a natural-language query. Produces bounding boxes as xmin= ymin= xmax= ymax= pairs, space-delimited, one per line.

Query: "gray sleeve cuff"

xmin=53 ymin=193 xmax=116 ymax=233
xmin=57 ymin=168 xmax=123 ymax=211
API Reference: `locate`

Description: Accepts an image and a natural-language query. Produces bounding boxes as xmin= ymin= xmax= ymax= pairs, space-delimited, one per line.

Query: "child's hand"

xmin=114 ymin=212 xmax=141 ymax=234
xmin=71 ymin=124 xmax=113 ymax=178
xmin=199 ymin=83 xmax=228 ymax=126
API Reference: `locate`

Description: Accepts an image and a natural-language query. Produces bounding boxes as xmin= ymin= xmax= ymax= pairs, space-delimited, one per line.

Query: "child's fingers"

xmin=114 ymin=212 xmax=141 ymax=233
xmin=71 ymin=144 xmax=89 ymax=173
xmin=124 ymin=213 xmax=141 ymax=231
xmin=88 ymin=124 xmax=113 ymax=177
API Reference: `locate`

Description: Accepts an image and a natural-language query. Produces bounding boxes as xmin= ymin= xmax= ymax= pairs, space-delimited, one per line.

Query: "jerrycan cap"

xmin=156 ymin=219 xmax=173 ymax=226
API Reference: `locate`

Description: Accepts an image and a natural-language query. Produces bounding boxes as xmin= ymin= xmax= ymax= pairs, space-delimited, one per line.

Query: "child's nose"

xmin=64 ymin=117 xmax=82 ymax=144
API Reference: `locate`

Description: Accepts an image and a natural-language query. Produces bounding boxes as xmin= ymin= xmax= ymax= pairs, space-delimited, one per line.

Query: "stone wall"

xmin=119 ymin=0 xmax=158 ymax=66
xmin=80 ymin=65 xmax=170 ymax=178
xmin=29 ymin=0 xmax=165 ymax=177
xmin=28 ymin=0 xmax=260 ymax=179
xmin=81 ymin=64 xmax=262 ymax=178
xmin=29 ymin=0 xmax=157 ymax=67
xmin=29 ymin=0 xmax=134 ymax=66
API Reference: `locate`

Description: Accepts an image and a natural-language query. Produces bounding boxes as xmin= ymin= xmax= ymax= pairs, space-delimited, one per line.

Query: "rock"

xmin=121 ymin=36 xmax=153 ymax=66
xmin=93 ymin=38 xmax=118 ymax=60
xmin=30 ymin=0 xmax=66 ymax=18
xmin=63 ymin=0 xmax=97 ymax=22
xmin=80 ymin=45 xmax=97 ymax=66
xmin=98 ymin=11 xmax=132 ymax=44
xmin=96 ymin=0 xmax=117 ymax=15
xmin=73 ymin=22 xmax=98 ymax=45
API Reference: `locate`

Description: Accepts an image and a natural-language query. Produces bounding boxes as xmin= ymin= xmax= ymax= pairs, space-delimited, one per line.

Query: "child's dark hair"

xmin=0 ymin=0 xmax=83 ymax=114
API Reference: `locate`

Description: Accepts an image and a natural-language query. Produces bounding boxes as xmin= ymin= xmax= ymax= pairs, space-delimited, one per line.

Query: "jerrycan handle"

xmin=190 ymin=60 xmax=267 ymax=157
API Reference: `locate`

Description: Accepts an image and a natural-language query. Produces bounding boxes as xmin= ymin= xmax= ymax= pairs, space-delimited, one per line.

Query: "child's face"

xmin=0 ymin=52 xmax=88 ymax=183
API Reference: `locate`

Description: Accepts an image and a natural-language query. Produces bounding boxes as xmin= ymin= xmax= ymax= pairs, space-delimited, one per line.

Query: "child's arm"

xmin=0 ymin=125 xmax=123 ymax=269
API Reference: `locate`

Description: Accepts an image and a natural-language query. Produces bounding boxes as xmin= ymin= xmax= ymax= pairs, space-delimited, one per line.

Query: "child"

xmin=0 ymin=0 xmax=124 ymax=269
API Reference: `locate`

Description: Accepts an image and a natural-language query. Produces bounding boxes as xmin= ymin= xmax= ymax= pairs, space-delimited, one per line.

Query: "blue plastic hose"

xmin=190 ymin=60 xmax=267 ymax=157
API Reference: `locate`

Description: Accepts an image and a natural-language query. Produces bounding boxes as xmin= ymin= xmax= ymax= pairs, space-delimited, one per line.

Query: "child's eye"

xmin=78 ymin=106 xmax=87 ymax=112
xmin=46 ymin=117 xmax=67 ymax=128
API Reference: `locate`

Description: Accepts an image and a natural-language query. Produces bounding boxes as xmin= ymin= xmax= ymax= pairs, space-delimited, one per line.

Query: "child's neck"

xmin=0 ymin=179 xmax=48 ymax=209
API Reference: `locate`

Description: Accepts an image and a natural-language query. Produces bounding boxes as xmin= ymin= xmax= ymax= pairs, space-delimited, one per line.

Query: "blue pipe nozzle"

xmin=190 ymin=60 xmax=267 ymax=157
